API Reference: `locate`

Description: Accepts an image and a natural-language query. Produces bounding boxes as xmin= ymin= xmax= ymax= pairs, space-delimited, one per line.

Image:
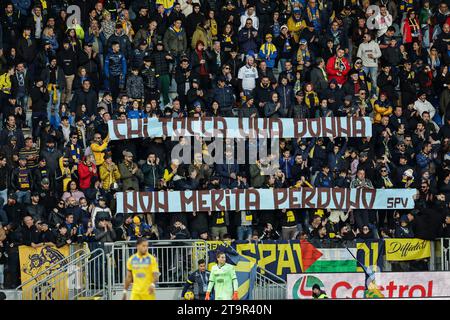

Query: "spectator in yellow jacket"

xmin=99 ymin=154 xmax=121 ymax=191
xmin=373 ymin=92 xmax=393 ymax=123
xmin=287 ymin=8 xmax=306 ymax=43
xmin=90 ymin=133 xmax=109 ymax=166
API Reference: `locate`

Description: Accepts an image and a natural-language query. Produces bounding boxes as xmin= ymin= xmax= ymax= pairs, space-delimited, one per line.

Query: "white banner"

xmin=115 ymin=188 xmax=416 ymax=213
xmin=287 ymin=272 xmax=450 ymax=299
xmin=107 ymin=117 xmax=372 ymax=140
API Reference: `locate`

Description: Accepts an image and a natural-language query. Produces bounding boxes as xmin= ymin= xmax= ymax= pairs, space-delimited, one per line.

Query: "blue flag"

xmin=208 ymin=245 xmax=257 ymax=300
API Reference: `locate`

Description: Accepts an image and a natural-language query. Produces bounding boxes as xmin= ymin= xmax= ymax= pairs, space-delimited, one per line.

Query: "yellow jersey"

xmin=127 ymin=252 xmax=159 ymax=295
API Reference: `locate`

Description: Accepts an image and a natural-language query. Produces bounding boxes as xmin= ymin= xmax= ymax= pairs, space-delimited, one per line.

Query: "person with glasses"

xmin=90 ymin=133 xmax=110 ymax=167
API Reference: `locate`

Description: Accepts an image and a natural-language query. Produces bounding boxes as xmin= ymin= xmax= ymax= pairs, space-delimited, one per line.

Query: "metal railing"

xmin=28 ymin=248 xmax=106 ymax=300
xmin=252 ymin=267 xmax=286 ymax=300
xmin=12 ymin=248 xmax=88 ymax=300
xmin=105 ymin=240 xmax=209 ymax=299
xmin=438 ymin=238 xmax=450 ymax=271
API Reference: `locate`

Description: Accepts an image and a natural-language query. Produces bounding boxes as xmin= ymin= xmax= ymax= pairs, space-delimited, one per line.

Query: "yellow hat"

xmin=314 ymin=209 xmax=324 ymax=217
xmin=133 ymin=216 xmax=140 ymax=224
xmin=265 ymin=33 xmax=273 ymax=39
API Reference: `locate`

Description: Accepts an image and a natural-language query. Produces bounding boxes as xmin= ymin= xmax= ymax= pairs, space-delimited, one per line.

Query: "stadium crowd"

xmin=0 ymin=0 xmax=450 ymax=288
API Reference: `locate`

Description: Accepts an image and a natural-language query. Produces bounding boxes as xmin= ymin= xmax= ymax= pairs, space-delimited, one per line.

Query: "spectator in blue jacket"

xmin=212 ymin=76 xmax=236 ymax=116
xmin=215 ymin=149 xmax=239 ymax=188
xmin=238 ymin=18 xmax=258 ymax=58
xmin=104 ymin=41 xmax=127 ymax=102
xmin=258 ymin=33 xmax=277 ymax=69
xmin=279 ymin=148 xmax=295 ymax=181
xmin=314 ymin=165 xmax=335 ymax=188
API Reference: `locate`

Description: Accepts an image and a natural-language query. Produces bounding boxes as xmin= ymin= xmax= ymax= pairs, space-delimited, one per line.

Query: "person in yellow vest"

xmin=312 ymin=284 xmax=328 ymax=299
xmin=90 ymin=133 xmax=109 ymax=166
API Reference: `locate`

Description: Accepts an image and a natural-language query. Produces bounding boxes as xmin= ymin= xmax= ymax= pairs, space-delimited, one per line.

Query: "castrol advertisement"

xmin=287 ymin=272 xmax=450 ymax=299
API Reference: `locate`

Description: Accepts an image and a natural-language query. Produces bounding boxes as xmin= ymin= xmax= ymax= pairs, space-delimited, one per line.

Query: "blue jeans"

xmin=47 ymin=88 xmax=61 ymax=120
xmin=16 ymin=190 xmax=31 ymax=204
xmin=363 ymin=66 xmax=378 ymax=96
xmin=237 ymin=225 xmax=253 ymax=240
xmin=0 ymin=188 xmax=7 ymax=206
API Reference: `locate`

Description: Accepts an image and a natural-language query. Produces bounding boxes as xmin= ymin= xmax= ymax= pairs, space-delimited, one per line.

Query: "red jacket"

xmin=78 ymin=161 xmax=97 ymax=189
xmin=402 ymin=18 xmax=422 ymax=44
xmin=326 ymin=55 xmax=350 ymax=85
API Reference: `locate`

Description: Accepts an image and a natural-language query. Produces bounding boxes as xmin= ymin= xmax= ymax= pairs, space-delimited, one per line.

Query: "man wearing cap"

xmin=274 ymin=25 xmax=293 ymax=71
xmin=212 ymin=76 xmax=235 ymax=116
xmin=239 ymin=94 xmax=258 ymax=118
xmin=131 ymin=38 xmax=151 ymax=68
xmin=258 ymin=34 xmax=278 ymax=69
xmin=118 ymin=150 xmax=143 ymax=191
xmin=287 ymin=7 xmax=306 ymax=43
xmin=106 ymin=22 xmax=132 ymax=59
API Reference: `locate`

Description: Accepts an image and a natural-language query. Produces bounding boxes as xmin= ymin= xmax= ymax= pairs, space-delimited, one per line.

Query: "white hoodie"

xmin=414 ymin=99 xmax=436 ymax=119
xmin=357 ymin=40 xmax=382 ymax=67
xmin=239 ymin=10 xmax=259 ymax=30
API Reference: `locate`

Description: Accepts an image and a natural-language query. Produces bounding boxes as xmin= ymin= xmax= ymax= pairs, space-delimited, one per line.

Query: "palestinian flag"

xmin=305 ymin=248 xmax=357 ymax=273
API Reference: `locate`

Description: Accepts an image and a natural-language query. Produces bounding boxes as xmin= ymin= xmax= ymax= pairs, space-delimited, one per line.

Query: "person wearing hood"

xmin=151 ymin=41 xmax=173 ymax=106
xmin=357 ymin=225 xmax=375 ymax=240
xmin=395 ymin=215 xmax=414 ymax=238
xmin=287 ymin=8 xmax=306 ymax=44
xmin=191 ymin=19 xmax=213 ymax=50
xmin=312 ymin=283 xmax=328 ymax=299
xmin=239 ymin=5 xmax=259 ymax=31
xmin=342 ymin=69 xmax=368 ymax=99
xmin=322 ymin=79 xmax=344 ymax=114
xmin=106 ymin=23 xmax=132 ymax=59
xmin=274 ymin=24 xmax=294 ymax=71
